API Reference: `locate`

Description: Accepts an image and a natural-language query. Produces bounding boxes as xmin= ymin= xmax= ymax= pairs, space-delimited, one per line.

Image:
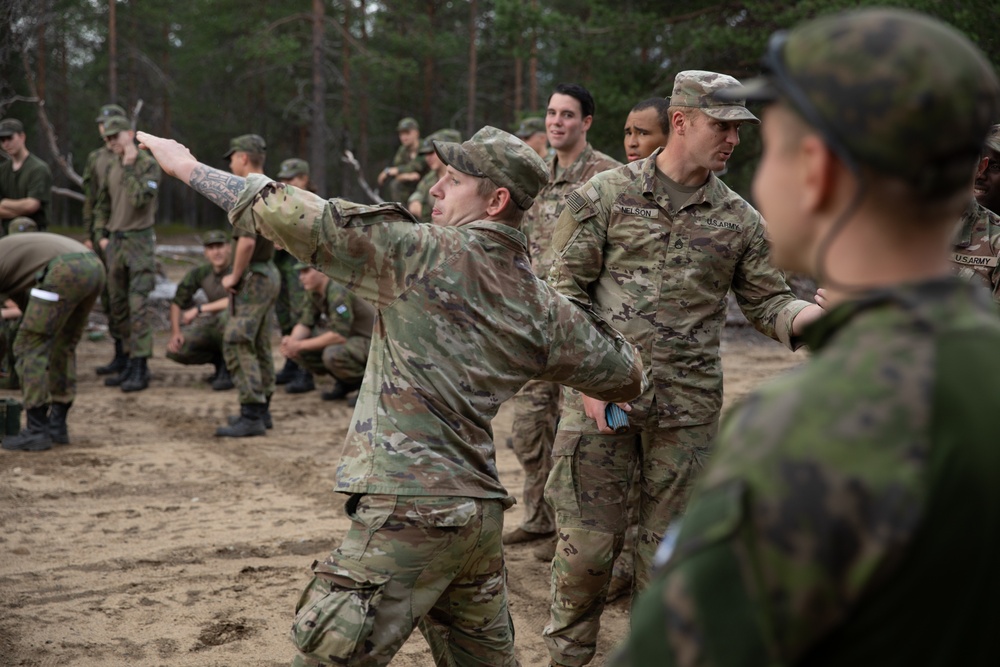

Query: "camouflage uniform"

xmin=507 ymin=143 xmax=621 ymax=538
xmin=165 ymin=258 xmax=231 ymax=367
xmin=0 ymin=218 xmax=36 ymax=389
xmin=0 ymin=118 xmax=52 ymax=235
xmin=385 ymin=118 xmax=429 ymax=204
xmin=950 ymin=199 xmax=1000 ymax=303
xmin=616 ymin=8 xmax=1000 ymax=666
xmin=543 ymin=112 xmax=810 ymax=663
xmin=225 ymin=126 xmax=646 ymax=667
xmin=294 ymin=277 xmax=375 ymax=385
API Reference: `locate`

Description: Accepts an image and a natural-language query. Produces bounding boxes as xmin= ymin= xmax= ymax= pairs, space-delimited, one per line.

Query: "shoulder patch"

xmin=566 ymin=190 xmax=588 ymax=214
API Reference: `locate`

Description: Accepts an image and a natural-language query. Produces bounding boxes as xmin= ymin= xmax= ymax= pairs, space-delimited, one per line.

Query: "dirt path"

xmin=0 ymin=320 xmax=805 ymax=666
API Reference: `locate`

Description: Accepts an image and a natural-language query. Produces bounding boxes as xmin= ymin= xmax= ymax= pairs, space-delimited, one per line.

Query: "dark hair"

xmin=631 ymin=98 xmax=671 ymax=134
xmin=551 ymin=83 xmax=595 ymax=119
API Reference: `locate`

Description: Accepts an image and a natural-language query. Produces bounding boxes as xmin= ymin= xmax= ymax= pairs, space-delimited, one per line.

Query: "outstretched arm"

xmin=136 ymin=132 xmax=244 ymax=212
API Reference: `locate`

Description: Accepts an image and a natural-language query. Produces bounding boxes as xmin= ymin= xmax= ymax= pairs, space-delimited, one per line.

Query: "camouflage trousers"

xmin=506 ymin=379 xmax=561 ymax=534
xmin=13 ymin=253 xmax=105 ymax=409
xmin=274 ymin=250 xmax=307 ymax=336
xmin=91 ymin=231 xmax=113 ymax=329
xmin=543 ymin=392 xmax=715 ymax=667
xmin=224 ymin=263 xmax=279 ymax=404
xmin=166 ymin=313 xmax=226 ymax=366
xmin=289 ymin=494 xmax=517 ymax=667
xmin=0 ymin=317 xmax=20 ymax=388
xmin=297 ymin=334 xmax=370 ymax=384
xmin=106 ymin=229 xmax=156 ymax=357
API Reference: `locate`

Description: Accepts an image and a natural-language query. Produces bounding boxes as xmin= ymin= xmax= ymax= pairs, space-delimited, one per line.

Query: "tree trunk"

xmin=310 ymin=0 xmax=327 ymax=195
xmin=467 ymin=0 xmax=477 ymax=137
xmin=422 ymin=1 xmax=435 ymax=125
xmin=341 ymin=0 xmax=352 ymax=197
xmin=528 ymin=0 xmax=538 ymax=112
xmin=358 ymin=0 xmax=369 ymax=172
xmin=108 ymin=0 xmax=117 ymax=102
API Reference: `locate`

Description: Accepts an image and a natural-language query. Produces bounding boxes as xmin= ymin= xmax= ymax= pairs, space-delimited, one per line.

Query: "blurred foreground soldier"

xmin=166 ymin=230 xmax=234 ymax=390
xmin=0 ymin=118 xmax=52 ymax=235
xmin=377 ymin=117 xmax=427 ymax=203
xmin=96 ymin=115 xmax=161 ymax=393
xmin=280 ymin=263 xmax=374 ymax=402
xmin=407 ymin=128 xmax=461 ymax=222
xmin=515 ymin=116 xmax=548 ymax=158
xmin=974 ymin=124 xmax=1000 ymax=214
xmin=617 ymin=8 xmax=1000 ymax=666
xmin=0 ymin=233 xmax=105 ymax=451
xmin=543 ymin=70 xmax=823 ymax=666
xmin=274 ymin=158 xmax=312 ymax=388
xmin=136 ymin=125 xmax=645 ymax=667
xmin=623 ymin=98 xmax=669 ymax=163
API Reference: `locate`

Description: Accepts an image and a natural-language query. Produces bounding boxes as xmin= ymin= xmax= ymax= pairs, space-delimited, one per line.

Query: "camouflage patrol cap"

xmin=7 ymin=217 xmax=37 ymax=234
xmin=101 ymin=116 xmax=131 ymax=137
xmin=987 ymin=125 xmax=1000 ymax=153
xmin=199 ymin=230 xmax=229 ymax=246
xmin=669 ymin=71 xmax=760 ymax=124
xmin=0 ymin=118 xmax=24 ymax=137
xmin=94 ymin=104 xmax=127 ymax=123
xmin=396 ymin=117 xmax=419 ymax=132
xmin=433 ymin=126 xmax=548 ymax=210
xmin=277 ymin=158 xmax=310 ymax=180
xmin=292 ymin=261 xmax=311 ymax=271
xmin=716 ymin=8 xmax=1000 ymax=196
xmin=223 ymin=134 xmax=266 ymax=159
xmin=515 ymin=117 xmax=546 ymax=139
xmin=419 ymin=129 xmax=462 ymax=155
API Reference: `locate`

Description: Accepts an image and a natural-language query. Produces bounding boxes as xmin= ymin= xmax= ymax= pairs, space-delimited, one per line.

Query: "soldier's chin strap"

xmin=812 ymin=176 xmax=870 ymax=294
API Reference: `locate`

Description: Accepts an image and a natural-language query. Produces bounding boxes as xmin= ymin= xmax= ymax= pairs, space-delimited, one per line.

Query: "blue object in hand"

xmin=605 ymin=403 xmax=629 ymax=434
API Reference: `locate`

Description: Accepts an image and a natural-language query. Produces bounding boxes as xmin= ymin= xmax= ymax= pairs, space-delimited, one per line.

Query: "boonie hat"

xmin=200 ymin=230 xmax=230 ymax=246
xmin=277 ymin=158 xmax=310 ymax=180
xmin=101 ymin=116 xmax=131 ymax=137
xmin=223 ymin=134 xmax=266 ymax=159
xmin=95 ymin=104 xmax=127 ymax=123
xmin=986 ymin=124 xmax=1000 ymax=153
xmin=396 ymin=117 xmax=419 ymax=132
xmin=0 ymin=119 xmax=24 ymax=137
xmin=433 ymin=126 xmax=547 ymax=210
xmin=669 ymin=71 xmax=760 ymax=124
xmin=419 ymin=129 xmax=462 ymax=155
xmin=515 ymin=117 xmax=545 ymax=139
xmin=7 ymin=217 xmax=37 ymax=234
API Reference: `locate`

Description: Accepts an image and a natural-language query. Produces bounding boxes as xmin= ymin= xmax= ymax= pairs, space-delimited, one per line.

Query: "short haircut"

xmin=551 ymin=83 xmax=595 ymax=119
xmin=476 ymin=177 xmax=526 ymax=227
xmin=631 ymin=98 xmax=671 ymax=134
xmin=245 ymin=151 xmax=265 ymax=169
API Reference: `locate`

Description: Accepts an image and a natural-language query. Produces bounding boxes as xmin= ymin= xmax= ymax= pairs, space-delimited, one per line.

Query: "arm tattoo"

xmin=190 ymin=165 xmax=245 ymax=212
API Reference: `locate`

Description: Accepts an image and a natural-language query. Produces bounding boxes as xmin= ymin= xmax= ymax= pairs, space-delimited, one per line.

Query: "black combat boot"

xmin=216 ymin=403 xmax=266 ymax=437
xmin=121 ymin=357 xmax=150 ymax=393
xmin=226 ymin=395 xmax=272 ymax=429
xmin=104 ymin=357 xmax=133 ymax=387
xmin=96 ymin=339 xmax=128 ymax=376
xmin=285 ymin=369 xmax=315 ymax=394
xmin=275 ymin=358 xmax=299 ymax=385
xmin=211 ymin=364 xmax=234 ymax=391
xmin=321 ymin=378 xmax=361 ymax=401
xmin=49 ymin=401 xmax=72 ymax=445
xmin=2 ymin=405 xmax=52 ymax=452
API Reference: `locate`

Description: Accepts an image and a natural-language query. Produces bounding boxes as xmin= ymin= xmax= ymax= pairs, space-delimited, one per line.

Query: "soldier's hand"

xmin=582 ymin=394 xmax=631 ymax=435
xmin=221 ymin=272 xmax=240 ymax=294
xmin=99 ymin=237 xmax=110 ymax=252
xmin=181 ymin=307 xmax=198 ymax=325
xmin=121 ymin=137 xmax=138 ymax=166
xmin=83 ymin=238 xmax=93 ymax=251
xmin=136 ymin=132 xmax=198 ymax=183
xmin=167 ymin=333 xmax=184 ymax=354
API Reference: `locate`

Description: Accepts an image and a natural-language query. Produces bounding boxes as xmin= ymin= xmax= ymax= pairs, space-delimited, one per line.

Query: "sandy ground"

xmin=0 ymin=285 xmax=806 ymax=666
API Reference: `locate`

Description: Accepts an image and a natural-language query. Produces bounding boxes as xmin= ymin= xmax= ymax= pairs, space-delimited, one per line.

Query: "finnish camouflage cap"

xmin=669 ymin=71 xmax=760 ymax=124
xmin=101 ymin=116 xmax=132 ymax=137
xmin=433 ymin=125 xmax=548 ymax=210
xmin=515 ymin=117 xmax=546 ymax=139
xmin=7 ymin=217 xmax=37 ymax=234
xmin=0 ymin=118 xmax=24 ymax=137
xmin=94 ymin=104 xmax=127 ymax=123
xmin=716 ymin=8 xmax=1000 ymax=196
xmin=419 ymin=128 xmax=462 ymax=155
xmin=199 ymin=230 xmax=230 ymax=246
xmin=396 ymin=117 xmax=419 ymax=132
xmin=986 ymin=125 xmax=1000 ymax=153
xmin=223 ymin=134 xmax=266 ymax=159
xmin=277 ymin=158 xmax=310 ymax=180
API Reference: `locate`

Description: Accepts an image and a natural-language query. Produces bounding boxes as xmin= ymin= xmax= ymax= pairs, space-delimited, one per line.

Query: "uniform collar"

xmin=550 ymin=142 xmax=596 ymax=185
xmin=637 ymin=147 xmax=730 ymax=211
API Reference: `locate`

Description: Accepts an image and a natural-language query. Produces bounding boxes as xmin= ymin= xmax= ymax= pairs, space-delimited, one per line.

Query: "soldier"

xmin=165 ymin=230 xmax=234 ymax=390
xmin=974 ymin=124 xmax=1000 ymax=214
xmin=216 ymin=133 xmax=280 ymax=437
xmin=0 ymin=217 xmax=36 ymax=390
xmin=137 ymin=124 xmax=645 ymax=667
xmin=407 ymin=129 xmax=461 ymax=223
xmin=279 ymin=263 xmax=375 ymax=403
xmin=542 ymin=70 xmax=824 ymax=667
xmin=515 ymin=116 xmax=548 ymax=158
xmin=616 ymin=8 xmax=1000 ymax=665
xmin=376 ymin=117 xmax=428 ymax=203
xmin=84 ymin=104 xmax=130 ymax=379
xmin=503 ymin=83 xmax=622 ymax=556
xmin=273 ymin=158 xmax=312 ymax=392
xmin=623 ymin=98 xmax=670 ymax=163
xmin=95 ymin=115 xmax=161 ymax=393
xmin=0 ymin=232 xmax=105 ymax=451
xmin=0 ymin=118 xmax=52 ymax=235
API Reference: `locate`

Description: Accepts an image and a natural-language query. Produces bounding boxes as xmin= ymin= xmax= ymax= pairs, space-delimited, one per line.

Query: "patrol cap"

xmin=515 ymin=117 xmax=546 ymax=139
xmin=95 ymin=104 xmax=127 ymax=123
xmin=669 ymin=71 xmax=760 ymax=124
xmin=7 ymin=217 xmax=37 ymax=234
xmin=419 ymin=129 xmax=462 ymax=155
xmin=277 ymin=158 xmax=310 ymax=180
xmin=396 ymin=117 xmax=419 ymax=132
xmin=433 ymin=126 xmax=548 ymax=210
xmin=716 ymin=8 xmax=1000 ymax=196
xmin=0 ymin=118 xmax=24 ymax=137
xmin=223 ymin=134 xmax=267 ymax=159
xmin=101 ymin=116 xmax=131 ymax=137
xmin=292 ymin=261 xmax=311 ymax=271
xmin=986 ymin=124 xmax=1000 ymax=153
xmin=199 ymin=230 xmax=230 ymax=246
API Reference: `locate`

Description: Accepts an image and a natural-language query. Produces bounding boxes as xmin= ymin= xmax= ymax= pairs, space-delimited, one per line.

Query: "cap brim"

xmin=713 ymin=77 xmax=781 ymax=105
xmin=222 ymin=149 xmax=236 ymax=159
xmin=433 ymin=140 xmax=486 ymax=178
xmin=987 ymin=139 xmax=1000 ymax=153
xmin=277 ymin=170 xmax=298 ymax=179
xmin=0 ymin=132 xmax=13 ymax=138
xmin=701 ymin=106 xmax=761 ymax=124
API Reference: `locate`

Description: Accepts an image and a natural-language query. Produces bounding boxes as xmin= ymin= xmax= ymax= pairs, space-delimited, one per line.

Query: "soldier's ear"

xmin=485 ymin=187 xmax=513 ymax=218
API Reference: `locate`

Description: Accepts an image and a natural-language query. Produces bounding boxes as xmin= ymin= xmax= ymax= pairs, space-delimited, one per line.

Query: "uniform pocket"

xmin=289 ymin=556 xmax=391 ymax=662
xmin=546 ymin=432 xmax=582 ymax=517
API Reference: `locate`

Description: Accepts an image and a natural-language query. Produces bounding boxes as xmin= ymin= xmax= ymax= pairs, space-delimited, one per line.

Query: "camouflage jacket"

xmin=950 ymin=198 xmax=1000 ymax=303
xmin=229 ymin=174 xmax=645 ymax=499
xmin=548 ymin=149 xmax=810 ymax=428
xmin=172 ymin=261 xmax=231 ymax=311
xmin=299 ymin=278 xmax=376 ymax=340
xmin=616 ymin=277 xmax=1000 ymax=666
xmin=524 ymin=142 xmax=620 ymax=277
xmin=99 ymin=148 xmax=161 ymax=232
xmin=81 ymin=145 xmax=116 ymax=239
xmin=407 ymin=169 xmax=439 ymax=223
xmin=392 ymin=143 xmax=428 ymax=176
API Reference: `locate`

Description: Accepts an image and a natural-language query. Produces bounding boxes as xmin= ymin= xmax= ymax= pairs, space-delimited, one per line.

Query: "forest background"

xmin=2 ymin=0 xmax=998 ymax=231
